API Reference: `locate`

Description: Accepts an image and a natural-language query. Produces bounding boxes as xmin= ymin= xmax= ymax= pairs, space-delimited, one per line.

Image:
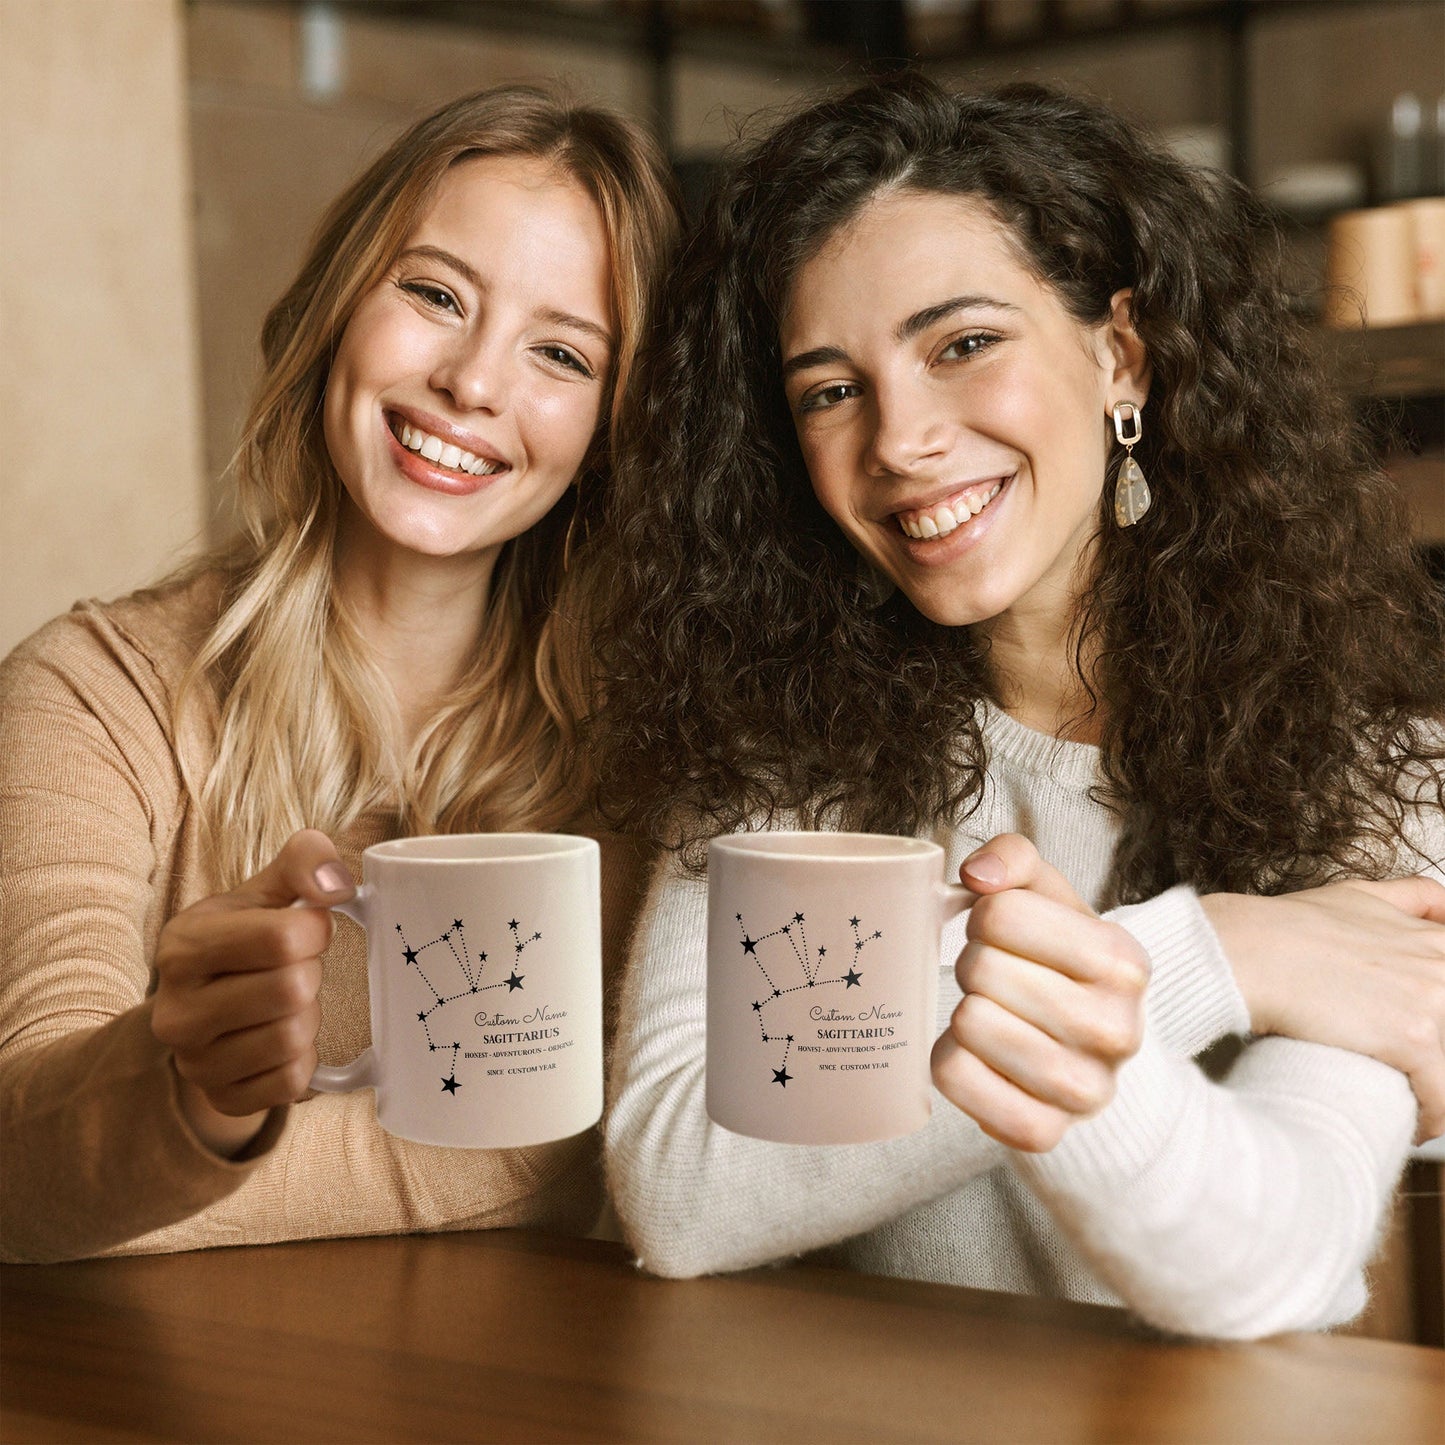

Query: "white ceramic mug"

xmin=706 ymin=833 xmax=971 ymax=1145
xmin=310 ymin=834 xmax=602 ymax=1149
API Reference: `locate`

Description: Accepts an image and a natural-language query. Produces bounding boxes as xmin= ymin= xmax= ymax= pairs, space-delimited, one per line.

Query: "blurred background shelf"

xmin=1321 ymin=321 xmax=1445 ymax=550
xmin=1329 ymin=319 xmax=1445 ymax=400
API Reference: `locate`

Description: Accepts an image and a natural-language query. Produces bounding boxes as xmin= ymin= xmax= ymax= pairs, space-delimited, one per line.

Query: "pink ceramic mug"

xmin=310 ymin=833 xmax=602 ymax=1149
xmin=706 ymin=833 xmax=971 ymax=1144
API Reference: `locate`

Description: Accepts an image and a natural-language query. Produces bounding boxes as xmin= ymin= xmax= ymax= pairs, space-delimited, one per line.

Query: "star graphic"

xmin=505 ymin=972 xmax=525 ymax=991
xmin=772 ymin=1066 xmax=793 ymax=1088
xmin=772 ymin=988 xmax=781 ymax=998
xmin=453 ymin=919 xmax=464 ymax=931
xmin=403 ymin=947 xmax=418 ymax=964
xmin=741 ymin=936 xmax=758 ymax=955
xmin=417 ymin=1010 xmax=428 ymax=1021
xmin=793 ymin=912 xmax=805 ymax=924
xmin=441 ymin=1075 xmax=460 ymax=1094
xmin=843 ymin=969 xmax=862 ymax=988
xmin=817 ymin=946 xmax=826 ymax=958
xmin=508 ymin=918 xmax=519 ymax=930
xmin=849 ymin=916 xmax=860 ymax=927
xmin=752 ymin=1001 xmax=763 ymax=1012
xmin=479 ymin=951 xmax=488 ymax=962
xmin=785 ymin=1034 xmax=794 ymax=1043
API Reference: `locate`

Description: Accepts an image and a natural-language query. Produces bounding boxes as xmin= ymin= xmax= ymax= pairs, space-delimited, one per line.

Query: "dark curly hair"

xmin=588 ymin=73 xmax=1444 ymax=901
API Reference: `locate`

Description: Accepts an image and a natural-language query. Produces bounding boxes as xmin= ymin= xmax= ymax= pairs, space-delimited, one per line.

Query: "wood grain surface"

xmin=3 ymin=1230 xmax=1442 ymax=1444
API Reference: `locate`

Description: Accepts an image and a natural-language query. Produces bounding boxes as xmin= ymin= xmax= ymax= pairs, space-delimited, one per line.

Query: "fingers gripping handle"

xmin=308 ymin=885 xmax=378 ymax=1094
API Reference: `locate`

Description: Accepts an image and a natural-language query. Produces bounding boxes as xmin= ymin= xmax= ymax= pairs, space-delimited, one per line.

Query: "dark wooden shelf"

xmin=1323 ymin=320 xmax=1445 ymax=401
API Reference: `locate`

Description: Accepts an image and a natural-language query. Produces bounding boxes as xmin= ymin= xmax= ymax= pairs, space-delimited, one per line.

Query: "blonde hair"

xmin=179 ymin=86 xmax=679 ymax=886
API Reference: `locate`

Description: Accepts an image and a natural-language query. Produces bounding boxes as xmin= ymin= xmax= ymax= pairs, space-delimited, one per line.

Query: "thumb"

xmin=960 ymin=833 xmax=1093 ymax=916
xmin=226 ymin=828 xmax=355 ymax=910
xmin=1351 ymin=875 xmax=1445 ymax=926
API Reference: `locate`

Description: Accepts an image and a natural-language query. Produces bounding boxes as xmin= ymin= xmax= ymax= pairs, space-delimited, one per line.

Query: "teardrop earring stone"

xmin=1114 ymin=455 xmax=1152 ymax=527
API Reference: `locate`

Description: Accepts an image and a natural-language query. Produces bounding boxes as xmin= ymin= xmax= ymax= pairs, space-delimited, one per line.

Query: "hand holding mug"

xmin=931 ymin=834 xmax=1150 ymax=1153
xmin=151 ymin=828 xmax=355 ymax=1156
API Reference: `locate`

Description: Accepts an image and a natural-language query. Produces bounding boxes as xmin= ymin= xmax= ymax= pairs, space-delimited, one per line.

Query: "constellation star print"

xmin=736 ymin=911 xmax=881 ymax=1085
xmin=395 ymin=915 xmax=541 ymax=1093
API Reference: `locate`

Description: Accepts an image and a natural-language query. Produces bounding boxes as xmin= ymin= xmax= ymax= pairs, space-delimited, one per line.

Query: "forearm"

xmin=1013 ymin=1031 xmax=1415 ymax=1339
xmin=0 ymin=1004 xmax=285 ymax=1262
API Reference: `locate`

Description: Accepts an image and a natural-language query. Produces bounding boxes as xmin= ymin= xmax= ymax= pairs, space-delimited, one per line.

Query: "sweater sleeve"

xmin=1108 ymin=886 xmax=1251 ymax=1057
xmin=604 ymin=851 xmax=1006 ymax=1278
xmin=1012 ymin=1030 xmax=1414 ymax=1339
xmin=0 ymin=609 xmax=288 ymax=1261
xmin=1011 ymin=797 xmax=1445 ymax=1341
xmin=1 ymin=604 xmax=613 ymax=1263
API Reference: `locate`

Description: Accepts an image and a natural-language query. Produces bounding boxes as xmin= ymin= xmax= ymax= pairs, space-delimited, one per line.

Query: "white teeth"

xmin=395 ymin=420 xmax=504 ymax=477
xmin=897 ymin=481 xmax=1005 ymax=539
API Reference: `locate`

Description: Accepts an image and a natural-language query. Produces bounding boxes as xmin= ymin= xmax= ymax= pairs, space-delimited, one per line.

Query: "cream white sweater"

xmin=605 ymin=705 xmax=1428 ymax=1340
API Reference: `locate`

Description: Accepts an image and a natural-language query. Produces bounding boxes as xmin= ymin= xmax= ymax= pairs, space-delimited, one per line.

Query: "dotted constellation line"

xmin=396 ymin=915 xmax=541 ymax=1094
xmin=736 ymin=910 xmax=880 ymax=1087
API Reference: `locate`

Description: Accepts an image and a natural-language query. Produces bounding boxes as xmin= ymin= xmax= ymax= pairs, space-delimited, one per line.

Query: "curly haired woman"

xmin=0 ymin=87 xmax=678 ymax=1262
xmin=592 ymin=74 xmax=1445 ymax=1338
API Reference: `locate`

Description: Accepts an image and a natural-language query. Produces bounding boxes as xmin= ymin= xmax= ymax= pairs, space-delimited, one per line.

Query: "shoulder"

xmin=0 ymin=570 xmax=227 ymax=779
xmin=1 ymin=570 xmax=224 ymax=706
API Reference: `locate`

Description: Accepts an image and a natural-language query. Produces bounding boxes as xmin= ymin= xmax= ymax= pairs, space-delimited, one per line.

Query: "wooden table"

xmin=3 ymin=1230 xmax=1442 ymax=1443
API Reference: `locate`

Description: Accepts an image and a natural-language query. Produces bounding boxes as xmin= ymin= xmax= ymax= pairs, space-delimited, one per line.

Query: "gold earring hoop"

xmin=1111 ymin=401 xmax=1151 ymax=528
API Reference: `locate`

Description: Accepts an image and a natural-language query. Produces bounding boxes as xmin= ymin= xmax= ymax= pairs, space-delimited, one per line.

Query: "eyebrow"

xmin=895 ymin=294 xmax=1019 ymax=343
xmin=397 ymin=245 xmax=614 ymax=351
xmin=781 ymin=294 xmax=1019 ymax=380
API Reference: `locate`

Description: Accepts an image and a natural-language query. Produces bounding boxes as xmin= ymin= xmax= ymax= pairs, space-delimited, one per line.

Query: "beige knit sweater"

xmin=0 ymin=573 xmax=652 ymax=1263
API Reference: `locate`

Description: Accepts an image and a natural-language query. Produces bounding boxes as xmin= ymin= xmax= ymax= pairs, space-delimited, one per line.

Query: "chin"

xmin=896 ymin=585 xmax=1001 ymax=630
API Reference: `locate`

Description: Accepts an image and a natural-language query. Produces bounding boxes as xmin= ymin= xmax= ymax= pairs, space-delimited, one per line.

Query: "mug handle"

xmin=298 ymin=886 xmax=379 ymax=1093
xmin=933 ymin=879 xmax=975 ymax=925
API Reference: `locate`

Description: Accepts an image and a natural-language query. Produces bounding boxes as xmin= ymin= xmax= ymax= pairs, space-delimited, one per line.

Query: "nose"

xmin=864 ymin=375 xmax=951 ymax=478
xmin=430 ymin=330 xmax=513 ymax=415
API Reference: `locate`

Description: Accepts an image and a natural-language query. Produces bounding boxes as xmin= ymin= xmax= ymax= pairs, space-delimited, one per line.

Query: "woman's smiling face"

xmin=323 ymin=152 xmax=615 ymax=571
xmin=780 ymin=188 xmax=1146 ymax=634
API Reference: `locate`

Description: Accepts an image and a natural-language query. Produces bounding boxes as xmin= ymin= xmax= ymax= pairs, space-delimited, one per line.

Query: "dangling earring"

xmin=1111 ymin=401 xmax=1151 ymax=527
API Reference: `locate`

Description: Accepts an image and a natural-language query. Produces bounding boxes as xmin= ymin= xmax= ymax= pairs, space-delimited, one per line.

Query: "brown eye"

xmin=799 ymin=382 xmax=861 ymax=415
xmin=938 ymin=332 xmax=999 ymax=362
xmin=400 ymin=281 xmax=459 ymax=314
xmin=537 ymin=345 xmax=593 ymax=379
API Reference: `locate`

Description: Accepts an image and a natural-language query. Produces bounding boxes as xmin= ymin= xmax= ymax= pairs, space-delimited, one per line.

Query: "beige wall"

xmin=0 ymin=0 xmax=204 ymax=656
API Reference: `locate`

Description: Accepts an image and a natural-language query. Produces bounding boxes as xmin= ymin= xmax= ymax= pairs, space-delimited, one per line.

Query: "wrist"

xmin=174 ymin=1072 xmax=269 ymax=1159
xmin=1198 ymin=892 xmax=1278 ymax=1036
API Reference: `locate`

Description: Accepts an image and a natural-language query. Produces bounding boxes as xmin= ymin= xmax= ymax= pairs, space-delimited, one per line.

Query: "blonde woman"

xmin=0 ymin=87 xmax=679 ymax=1262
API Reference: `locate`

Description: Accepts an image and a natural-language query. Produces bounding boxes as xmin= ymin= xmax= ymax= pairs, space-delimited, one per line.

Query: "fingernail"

xmin=963 ymin=852 xmax=1007 ymax=887
xmin=314 ymin=862 xmax=352 ymax=895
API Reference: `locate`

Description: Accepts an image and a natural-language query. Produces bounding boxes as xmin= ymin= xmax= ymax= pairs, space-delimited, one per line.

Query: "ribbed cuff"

xmin=1110 ymin=886 xmax=1250 ymax=1058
